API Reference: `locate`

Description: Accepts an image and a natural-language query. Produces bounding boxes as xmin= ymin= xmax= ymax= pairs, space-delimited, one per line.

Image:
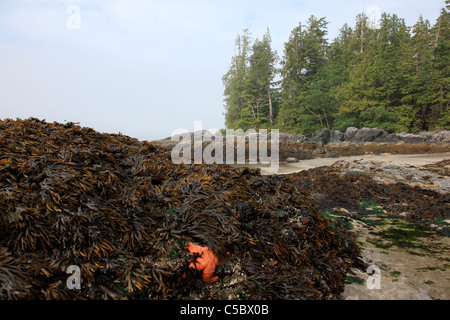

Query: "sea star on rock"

xmin=186 ymin=242 xmax=220 ymax=284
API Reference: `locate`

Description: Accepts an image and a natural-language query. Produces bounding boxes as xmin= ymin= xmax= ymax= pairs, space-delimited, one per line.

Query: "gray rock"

xmin=344 ymin=127 xmax=359 ymax=141
xmin=393 ymin=132 xmax=427 ymax=144
xmin=330 ymin=130 xmax=345 ymax=143
xmin=381 ymin=130 xmax=450 ymax=144
xmin=383 ymin=133 xmax=402 ymax=143
xmin=278 ymin=133 xmax=307 ymax=143
xmin=353 ymin=127 xmax=385 ymax=142
xmin=310 ymin=129 xmax=331 ymax=145
xmin=417 ymin=132 xmax=433 ymax=143
xmin=286 ymin=157 xmax=298 ymax=163
xmin=428 ymin=130 xmax=450 ymax=143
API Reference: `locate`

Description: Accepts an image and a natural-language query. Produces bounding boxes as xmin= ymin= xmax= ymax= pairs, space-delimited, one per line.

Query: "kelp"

xmin=0 ymin=118 xmax=360 ymax=299
xmin=293 ymin=165 xmax=449 ymax=223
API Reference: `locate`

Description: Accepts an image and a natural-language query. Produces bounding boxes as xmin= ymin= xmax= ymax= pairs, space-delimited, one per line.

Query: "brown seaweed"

xmin=0 ymin=118 xmax=360 ymax=299
xmin=292 ymin=165 xmax=449 ymax=223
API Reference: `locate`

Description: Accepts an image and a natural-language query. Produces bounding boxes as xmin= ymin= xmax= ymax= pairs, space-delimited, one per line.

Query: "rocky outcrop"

xmin=157 ymin=128 xmax=450 ymax=147
xmin=152 ymin=127 xmax=450 ymax=164
xmin=278 ymin=132 xmax=307 ymax=143
xmin=310 ymin=129 xmax=331 ymax=145
xmin=344 ymin=127 xmax=359 ymax=141
xmin=353 ymin=127 xmax=386 ymax=142
xmin=330 ymin=130 xmax=345 ymax=143
xmin=302 ymin=127 xmax=449 ymax=145
xmin=274 ymin=127 xmax=450 ymax=161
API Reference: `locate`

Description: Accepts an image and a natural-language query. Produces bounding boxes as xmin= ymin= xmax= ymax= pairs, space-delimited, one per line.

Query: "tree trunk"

xmin=251 ymin=102 xmax=257 ymax=119
xmin=421 ymin=103 xmax=428 ymax=130
xmin=435 ymin=16 xmax=441 ymax=48
xmin=306 ymin=107 xmax=323 ymax=128
xmin=360 ymin=21 xmax=365 ymax=53
xmin=268 ymin=88 xmax=274 ymax=126
xmin=318 ymin=114 xmax=324 ymax=128
xmin=323 ymin=108 xmax=330 ymax=130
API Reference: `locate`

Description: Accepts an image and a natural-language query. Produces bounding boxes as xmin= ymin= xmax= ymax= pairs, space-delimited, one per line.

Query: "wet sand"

xmin=231 ymin=152 xmax=450 ymax=175
xmin=342 ymin=214 xmax=450 ymax=300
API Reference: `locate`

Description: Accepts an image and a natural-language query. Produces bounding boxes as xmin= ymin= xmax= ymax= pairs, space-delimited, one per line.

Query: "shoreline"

xmin=230 ymin=152 xmax=450 ymax=175
xmin=231 ymin=151 xmax=450 ymax=300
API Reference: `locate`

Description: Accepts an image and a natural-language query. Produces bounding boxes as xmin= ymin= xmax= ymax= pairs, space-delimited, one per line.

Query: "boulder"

xmin=381 ymin=130 xmax=450 ymax=144
xmin=393 ymin=132 xmax=427 ymax=144
xmin=353 ymin=127 xmax=385 ymax=142
xmin=330 ymin=130 xmax=345 ymax=143
xmin=383 ymin=133 xmax=402 ymax=143
xmin=278 ymin=133 xmax=307 ymax=143
xmin=428 ymin=130 xmax=450 ymax=143
xmin=344 ymin=127 xmax=359 ymax=141
xmin=310 ymin=129 xmax=331 ymax=145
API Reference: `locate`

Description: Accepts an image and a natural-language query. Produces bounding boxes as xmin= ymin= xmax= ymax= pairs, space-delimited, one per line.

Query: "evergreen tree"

xmin=278 ymin=16 xmax=329 ymax=133
xmin=401 ymin=15 xmax=436 ymax=131
xmin=431 ymin=0 xmax=450 ymax=129
xmin=278 ymin=22 xmax=306 ymax=132
xmin=223 ymin=3 xmax=449 ymax=133
xmin=329 ymin=24 xmax=361 ymax=130
xmin=244 ymin=29 xmax=279 ymax=128
xmin=297 ymin=16 xmax=330 ymax=133
xmin=373 ymin=13 xmax=412 ymax=131
xmin=222 ymin=29 xmax=252 ymax=129
xmin=336 ymin=13 xmax=411 ymax=132
xmin=303 ymin=28 xmax=353 ymax=132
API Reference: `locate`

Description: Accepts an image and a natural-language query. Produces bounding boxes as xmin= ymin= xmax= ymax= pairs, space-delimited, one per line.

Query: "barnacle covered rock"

xmin=0 ymin=118 xmax=361 ymax=299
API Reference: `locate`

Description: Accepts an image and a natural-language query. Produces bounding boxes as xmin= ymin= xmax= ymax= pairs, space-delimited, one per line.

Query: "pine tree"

xmin=278 ymin=22 xmax=306 ymax=132
xmin=298 ymin=16 xmax=330 ymax=133
xmin=278 ymin=16 xmax=329 ymax=133
xmin=222 ymin=29 xmax=253 ymax=129
xmin=223 ymin=4 xmax=449 ymax=133
xmin=329 ymin=24 xmax=361 ymax=130
xmin=245 ymin=28 xmax=279 ymax=128
xmin=303 ymin=28 xmax=354 ymax=132
xmin=400 ymin=15 xmax=436 ymax=131
xmin=336 ymin=13 xmax=411 ymax=132
xmin=431 ymin=0 xmax=450 ymax=129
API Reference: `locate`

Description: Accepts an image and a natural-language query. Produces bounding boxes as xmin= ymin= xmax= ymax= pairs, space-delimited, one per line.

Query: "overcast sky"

xmin=0 ymin=0 xmax=445 ymax=140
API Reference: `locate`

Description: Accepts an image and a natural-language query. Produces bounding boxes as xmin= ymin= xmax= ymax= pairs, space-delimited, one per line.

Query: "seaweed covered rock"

xmin=292 ymin=163 xmax=450 ymax=223
xmin=0 ymin=118 xmax=360 ymax=299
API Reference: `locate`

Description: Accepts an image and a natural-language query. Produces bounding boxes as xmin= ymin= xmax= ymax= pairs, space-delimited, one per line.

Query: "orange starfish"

xmin=186 ymin=242 xmax=220 ymax=284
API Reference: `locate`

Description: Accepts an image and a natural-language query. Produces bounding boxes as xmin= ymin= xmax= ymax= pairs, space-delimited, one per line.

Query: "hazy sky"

xmin=0 ymin=0 xmax=445 ymax=140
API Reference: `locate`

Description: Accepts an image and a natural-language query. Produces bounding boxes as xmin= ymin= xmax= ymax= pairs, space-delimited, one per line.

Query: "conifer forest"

xmin=223 ymin=1 xmax=449 ymax=134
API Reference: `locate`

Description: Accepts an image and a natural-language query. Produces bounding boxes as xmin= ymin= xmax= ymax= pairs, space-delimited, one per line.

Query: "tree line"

xmin=222 ymin=1 xmax=449 ymax=134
